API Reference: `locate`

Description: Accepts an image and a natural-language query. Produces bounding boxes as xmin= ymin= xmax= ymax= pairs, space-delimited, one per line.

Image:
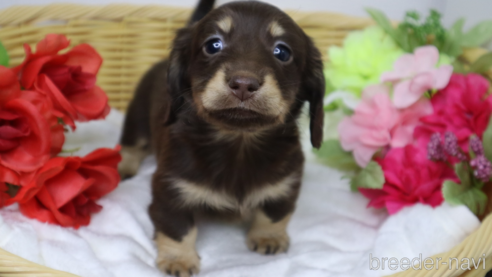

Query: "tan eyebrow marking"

xmin=269 ymin=21 xmax=285 ymax=37
xmin=217 ymin=16 xmax=233 ymax=33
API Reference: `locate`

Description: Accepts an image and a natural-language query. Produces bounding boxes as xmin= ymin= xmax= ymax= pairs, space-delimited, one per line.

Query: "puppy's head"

xmin=166 ymin=1 xmax=324 ymax=148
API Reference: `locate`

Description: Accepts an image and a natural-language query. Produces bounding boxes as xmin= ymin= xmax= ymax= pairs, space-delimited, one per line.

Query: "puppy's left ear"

xmin=302 ymin=38 xmax=325 ymax=149
xmin=165 ymin=27 xmax=193 ymax=125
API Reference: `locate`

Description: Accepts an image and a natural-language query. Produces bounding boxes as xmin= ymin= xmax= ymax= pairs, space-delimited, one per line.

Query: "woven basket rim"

xmin=0 ymin=3 xmax=375 ymax=27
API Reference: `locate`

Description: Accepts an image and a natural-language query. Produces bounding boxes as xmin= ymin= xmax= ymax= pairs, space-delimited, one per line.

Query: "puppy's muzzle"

xmin=228 ymin=75 xmax=261 ymax=102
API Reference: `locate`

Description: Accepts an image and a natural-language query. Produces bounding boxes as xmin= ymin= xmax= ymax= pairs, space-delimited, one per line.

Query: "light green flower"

xmin=324 ymin=26 xmax=404 ymax=97
xmin=437 ymin=53 xmax=454 ymax=67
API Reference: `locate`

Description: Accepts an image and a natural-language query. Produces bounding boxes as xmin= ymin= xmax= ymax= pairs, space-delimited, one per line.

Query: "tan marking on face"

xmin=155 ymin=228 xmax=200 ymax=276
xmin=118 ymin=138 xmax=149 ymax=178
xmin=171 ymin=173 xmax=299 ymax=214
xmin=247 ymin=210 xmax=291 ymax=254
xmin=199 ymin=68 xmax=290 ymax=122
xmin=269 ymin=21 xmax=285 ymax=37
xmin=217 ymin=16 xmax=233 ymax=33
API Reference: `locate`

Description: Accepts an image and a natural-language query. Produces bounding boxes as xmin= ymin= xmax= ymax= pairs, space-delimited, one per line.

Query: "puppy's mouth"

xmin=207 ymin=108 xmax=277 ymax=129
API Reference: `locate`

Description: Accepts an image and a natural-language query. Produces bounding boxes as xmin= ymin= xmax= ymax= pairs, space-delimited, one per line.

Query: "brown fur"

xmin=119 ymin=1 xmax=324 ymax=276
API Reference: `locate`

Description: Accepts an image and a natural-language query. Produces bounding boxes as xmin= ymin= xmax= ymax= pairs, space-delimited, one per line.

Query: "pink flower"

xmin=391 ymin=98 xmax=433 ymax=147
xmin=339 ymin=85 xmax=432 ymax=167
xmin=381 ymin=46 xmax=453 ymax=109
xmin=359 ymin=145 xmax=457 ymax=214
xmin=414 ymin=73 xmax=492 ymax=152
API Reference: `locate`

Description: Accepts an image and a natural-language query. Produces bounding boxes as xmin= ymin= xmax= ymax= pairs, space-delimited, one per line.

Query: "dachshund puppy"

xmin=119 ymin=0 xmax=325 ymax=276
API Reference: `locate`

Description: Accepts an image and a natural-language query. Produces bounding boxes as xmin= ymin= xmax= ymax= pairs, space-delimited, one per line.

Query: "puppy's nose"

xmin=228 ymin=76 xmax=260 ymax=101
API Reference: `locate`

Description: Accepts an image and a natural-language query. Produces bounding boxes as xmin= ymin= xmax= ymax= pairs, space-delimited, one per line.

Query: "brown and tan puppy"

xmin=119 ymin=0 xmax=324 ymax=276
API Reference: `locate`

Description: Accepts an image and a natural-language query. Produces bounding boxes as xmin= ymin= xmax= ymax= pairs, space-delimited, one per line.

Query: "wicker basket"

xmin=0 ymin=4 xmax=491 ymax=277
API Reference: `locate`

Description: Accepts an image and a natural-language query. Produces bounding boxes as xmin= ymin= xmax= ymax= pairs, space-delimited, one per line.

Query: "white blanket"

xmin=0 ymin=109 xmax=481 ymax=277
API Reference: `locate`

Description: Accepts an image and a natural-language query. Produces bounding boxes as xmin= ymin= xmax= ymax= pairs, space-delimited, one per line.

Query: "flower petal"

xmin=35 ymin=34 xmax=70 ymax=57
xmin=381 ymin=54 xmax=415 ymax=82
xmin=63 ymin=44 xmax=103 ymax=75
xmin=393 ymin=78 xmax=428 ymax=109
xmin=414 ymin=45 xmax=440 ymax=71
xmin=431 ymin=65 xmax=453 ymax=89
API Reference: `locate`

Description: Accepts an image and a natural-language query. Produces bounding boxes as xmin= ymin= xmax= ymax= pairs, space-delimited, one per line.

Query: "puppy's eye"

xmin=273 ymin=44 xmax=291 ymax=62
xmin=204 ymin=38 xmax=223 ymax=55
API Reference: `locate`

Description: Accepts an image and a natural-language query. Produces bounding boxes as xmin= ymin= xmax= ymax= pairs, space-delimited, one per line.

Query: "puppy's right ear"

xmin=165 ymin=27 xmax=193 ymax=125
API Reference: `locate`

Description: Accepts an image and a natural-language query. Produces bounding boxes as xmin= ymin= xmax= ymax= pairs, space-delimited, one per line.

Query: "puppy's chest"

xmin=171 ymin=172 xmax=299 ymax=214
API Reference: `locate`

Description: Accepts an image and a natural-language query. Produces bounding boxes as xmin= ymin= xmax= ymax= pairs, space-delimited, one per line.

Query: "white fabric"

xmin=0 ymin=109 xmax=481 ymax=277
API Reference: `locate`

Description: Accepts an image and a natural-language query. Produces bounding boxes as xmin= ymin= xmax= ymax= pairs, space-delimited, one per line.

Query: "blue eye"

xmin=273 ymin=44 xmax=291 ymax=62
xmin=204 ymin=38 xmax=223 ymax=55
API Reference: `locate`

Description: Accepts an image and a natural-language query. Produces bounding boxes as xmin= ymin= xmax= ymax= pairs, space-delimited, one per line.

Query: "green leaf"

xmin=313 ymin=139 xmax=360 ymax=172
xmin=449 ymin=18 xmax=465 ymax=39
xmin=442 ymin=19 xmax=463 ymax=57
xmin=483 ymin=115 xmax=492 ymax=162
xmin=0 ymin=41 xmax=9 ymax=67
xmin=469 ymin=139 xmax=476 ymax=159
xmin=454 ymin=162 xmax=471 ymax=186
xmin=451 ymin=60 xmax=467 ymax=73
xmin=365 ymin=8 xmax=398 ymax=42
xmin=470 ymin=52 xmax=492 ymax=74
xmin=461 ymin=20 xmax=492 ymax=47
xmin=350 ymin=161 xmax=384 ymax=191
xmin=442 ymin=28 xmax=463 ymax=57
xmin=442 ymin=180 xmax=487 ymax=215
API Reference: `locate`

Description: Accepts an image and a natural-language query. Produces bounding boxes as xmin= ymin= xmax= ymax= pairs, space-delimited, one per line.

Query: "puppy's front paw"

xmin=247 ymin=211 xmax=292 ymax=255
xmin=118 ymin=144 xmax=148 ymax=179
xmin=247 ymin=231 xmax=289 ymax=255
xmin=155 ymin=228 xmax=200 ymax=277
xmin=157 ymin=254 xmax=200 ymax=277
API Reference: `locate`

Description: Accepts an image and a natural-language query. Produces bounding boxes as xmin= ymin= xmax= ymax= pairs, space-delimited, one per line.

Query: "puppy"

xmin=119 ymin=0 xmax=325 ymax=276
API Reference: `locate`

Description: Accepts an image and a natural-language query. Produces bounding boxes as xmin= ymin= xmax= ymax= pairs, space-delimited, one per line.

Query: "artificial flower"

xmin=325 ymin=26 xmax=404 ymax=97
xmin=14 ymin=34 xmax=109 ymax=128
xmin=414 ymin=73 xmax=492 ymax=151
xmin=0 ymin=164 xmax=19 ymax=207
xmin=359 ymin=145 xmax=457 ymax=214
xmin=19 ymin=90 xmax=65 ymax=155
xmin=338 ymin=84 xmax=432 ymax=167
xmin=0 ymin=66 xmax=20 ymax=104
xmin=19 ymin=146 xmax=121 ymax=228
xmin=0 ymin=98 xmax=52 ymax=172
xmin=381 ymin=45 xmax=453 ymax=109
xmin=0 ymin=166 xmax=36 ymax=207
xmin=470 ymin=155 xmax=492 ymax=183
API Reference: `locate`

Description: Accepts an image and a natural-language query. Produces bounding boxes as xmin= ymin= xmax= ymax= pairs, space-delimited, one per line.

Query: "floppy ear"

xmin=302 ymin=38 xmax=325 ymax=149
xmin=164 ymin=27 xmax=193 ymax=125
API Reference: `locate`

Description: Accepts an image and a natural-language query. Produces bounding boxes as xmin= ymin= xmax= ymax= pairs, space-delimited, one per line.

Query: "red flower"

xmin=359 ymin=145 xmax=457 ymax=214
xmin=0 ymin=66 xmax=20 ymax=103
xmin=0 ymin=97 xmax=53 ymax=172
xmin=19 ymin=90 xmax=65 ymax=155
xmin=0 ymin=164 xmax=19 ymax=207
xmin=414 ymin=73 xmax=492 ymax=151
xmin=15 ymin=34 xmax=109 ymax=128
xmin=19 ymin=147 xmax=121 ymax=228
xmin=0 ymin=165 xmax=36 ymax=207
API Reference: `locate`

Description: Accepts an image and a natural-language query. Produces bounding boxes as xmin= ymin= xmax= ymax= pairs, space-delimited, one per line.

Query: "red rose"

xmin=19 ymin=147 xmax=121 ymax=228
xmin=19 ymin=90 xmax=65 ymax=155
xmin=0 ymin=97 xmax=53 ymax=172
xmin=0 ymin=66 xmax=20 ymax=103
xmin=0 ymin=164 xmax=19 ymax=207
xmin=15 ymin=34 xmax=109 ymax=128
xmin=359 ymin=145 xmax=457 ymax=214
xmin=0 ymin=164 xmax=36 ymax=207
xmin=414 ymin=74 xmax=492 ymax=151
